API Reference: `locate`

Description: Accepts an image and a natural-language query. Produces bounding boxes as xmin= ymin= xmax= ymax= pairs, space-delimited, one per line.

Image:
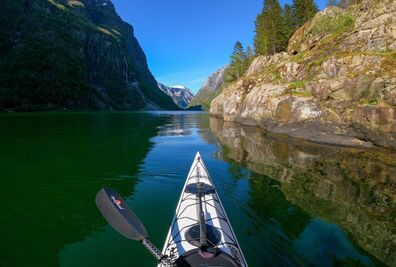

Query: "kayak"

xmin=95 ymin=152 xmax=247 ymax=267
xmin=158 ymin=152 xmax=248 ymax=267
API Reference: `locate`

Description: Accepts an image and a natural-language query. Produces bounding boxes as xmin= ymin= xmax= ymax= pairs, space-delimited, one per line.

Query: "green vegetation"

xmin=254 ymin=0 xmax=318 ymax=56
xmin=283 ymin=4 xmax=296 ymax=44
xmin=285 ymin=81 xmax=311 ymax=97
xmin=309 ymin=12 xmax=355 ymax=36
xmin=219 ymin=0 xmax=320 ymax=93
xmin=0 ymin=0 xmax=24 ymax=53
xmin=359 ymin=98 xmax=380 ymax=106
xmin=293 ymin=0 xmax=318 ymax=28
xmin=338 ymin=0 xmax=362 ymax=8
xmin=225 ymin=42 xmax=254 ymax=82
xmin=255 ymin=0 xmax=285 ymax=55
xmin=67 ymin=0 xmax=85 ymax=8
xmin=291 ymin=91 xmax=312 ymax=97
xmin=291 ymin=51 xmax=307 ymax=62
xmin=260 ymin=64 xmax=283 ymax=82
xmin=288 ymin=80 xmax=307 ymax=89
xmin=0 ymin=0 xmax=177 ymax=111
xmin=0 ymin=5 xmax=95 ymax=110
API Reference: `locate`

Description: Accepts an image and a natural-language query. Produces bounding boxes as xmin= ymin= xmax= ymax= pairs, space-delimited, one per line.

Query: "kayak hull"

xmin=158 ymin=152 xmax=247 ymax=267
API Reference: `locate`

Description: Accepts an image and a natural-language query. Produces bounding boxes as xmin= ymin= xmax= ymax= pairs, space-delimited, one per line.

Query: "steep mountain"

xmin=157 ymin=83 xmax=194 ymax=108
xmin=0 ymin=0 xmax=178 ymax=111
xmin=188 ymin=66 xmax=226 ymax=110
xmin=210 ymin=0 xmax=396 ymax=149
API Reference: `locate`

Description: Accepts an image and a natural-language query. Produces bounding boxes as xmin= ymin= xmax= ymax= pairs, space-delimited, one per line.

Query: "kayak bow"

xmin=95 ymin=152 xmax=247 ymax=267
xmin=159 ymin=152 xmax=248 ymax=267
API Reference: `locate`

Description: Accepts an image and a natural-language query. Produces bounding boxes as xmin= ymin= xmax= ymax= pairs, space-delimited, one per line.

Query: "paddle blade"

xmin=95 ymin=188 xmax=148 ymax=241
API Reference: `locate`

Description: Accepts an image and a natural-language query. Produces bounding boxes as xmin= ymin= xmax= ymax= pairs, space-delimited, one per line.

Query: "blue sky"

xmin=112 ymin=0 xmax=326 ymax=93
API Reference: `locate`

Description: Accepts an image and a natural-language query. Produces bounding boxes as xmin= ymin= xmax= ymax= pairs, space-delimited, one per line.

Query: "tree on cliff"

xmin=254 ymin=14 xmax=268 ymax=55
xmin=226 ymin=41 xmax=246 ymax=82
xmin=327 ymin=0 xmax=338 ymax=6
xmin=283 ymin=4 xmax=297 ymax=47
xmin=293 ymin=0 xmax=318 ymax=27
xmin=255 ymin=0 xmax=287 ymax=55
xmin=244 ymin=46 xmax=255 ymax=68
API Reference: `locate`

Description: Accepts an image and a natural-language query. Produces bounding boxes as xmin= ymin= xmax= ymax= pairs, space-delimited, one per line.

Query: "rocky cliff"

xmin=0 ymin=0 xmax=178 ymax=111
xmin=210 ymin=0 xmax=396 ymax=149
xmin=157 ymin=83 xmax=194 ymax=108
xmin=189 ymin=66 xmax=226 ymax=110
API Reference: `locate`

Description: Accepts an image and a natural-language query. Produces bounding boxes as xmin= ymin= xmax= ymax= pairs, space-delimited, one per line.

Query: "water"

xmin=0 ymin=112 xmax=394 ymax=267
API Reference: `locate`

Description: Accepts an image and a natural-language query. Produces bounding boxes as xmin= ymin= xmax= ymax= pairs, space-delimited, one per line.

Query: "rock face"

xmin=189 ymin=66 xmax=227 ymax=110
xmin=210 ymin=0 xmax=396 ymax=149
xmin=209 ymin=117 xmax=396 ymax=266
xmin=157 ymin=83 xmax=194 ymax=108
xmin=0 ymin=0 xmax=178 ymax=111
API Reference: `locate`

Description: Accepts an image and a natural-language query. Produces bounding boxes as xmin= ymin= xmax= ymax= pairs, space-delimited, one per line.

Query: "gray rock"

xmin=210 ymin=0 xmax=396 ymax=149
xmin=188 ymin=66 xmax=227 ymax=110
xmin=157 ymin=83 xmax=194 ymax=108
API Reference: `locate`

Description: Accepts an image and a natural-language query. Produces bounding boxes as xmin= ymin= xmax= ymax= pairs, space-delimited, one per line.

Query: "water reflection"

xmin=0 ymin=113 xmax=164 ymax=267
xmin=209 ymin=117 xmax=396 ymax=266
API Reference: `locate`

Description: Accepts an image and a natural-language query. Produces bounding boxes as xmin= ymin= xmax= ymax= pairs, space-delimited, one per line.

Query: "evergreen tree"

xmin=254 ymin=14 xmax=268 ymax=56
xmin=244 ymin=46 xmax=255 ymax=68
xmin=226 ymin=41 xmax=246 ymax=81
xmin=327 ymin=0 xmax=338 ymax=6
xmin=255 ymin=0 xmax=285 ymax=55
xmin=338 ymin=0 xmax=357 ymax=8
xmin=282 ymin=4 xmax=297 ymax=49
xmin=293 ymin=0 xmax=318 ymax=27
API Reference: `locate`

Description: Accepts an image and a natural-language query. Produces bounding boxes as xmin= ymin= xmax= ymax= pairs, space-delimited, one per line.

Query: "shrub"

xmin=309 ymin=12 xmax=355 ymax=36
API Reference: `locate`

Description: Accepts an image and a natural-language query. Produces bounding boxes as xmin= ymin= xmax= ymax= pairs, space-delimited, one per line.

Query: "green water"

xmin=0 ymin=112 xmax=394 ymax=267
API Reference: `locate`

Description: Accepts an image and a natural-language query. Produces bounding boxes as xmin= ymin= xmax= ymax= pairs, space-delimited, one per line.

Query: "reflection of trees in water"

xmin=209 ymin=117 xmax=396 ymax=266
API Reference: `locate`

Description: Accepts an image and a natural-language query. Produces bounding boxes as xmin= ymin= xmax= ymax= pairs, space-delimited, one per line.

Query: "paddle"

xmin=95 ymin=188 xmax=172 ymax=265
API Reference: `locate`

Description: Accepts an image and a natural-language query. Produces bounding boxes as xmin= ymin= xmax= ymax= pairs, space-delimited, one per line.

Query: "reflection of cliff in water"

xmin=209 ymin=117 xmax=396 ymax=266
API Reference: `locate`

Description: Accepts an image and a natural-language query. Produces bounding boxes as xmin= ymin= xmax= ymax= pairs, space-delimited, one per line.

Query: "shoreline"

xmin=209 ymin=113 xmax=396 ymax=151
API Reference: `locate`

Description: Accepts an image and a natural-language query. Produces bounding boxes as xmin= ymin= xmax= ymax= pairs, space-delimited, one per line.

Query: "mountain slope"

xmin=210 ymin=0 xmax=396 ymax=149
xmin=157 ymin=83 xmax=194 ymax=108
xmin=189 ymin=66 xmax=226 ymax=110
xmin=0 ymin=0 xmax=178 ymax=111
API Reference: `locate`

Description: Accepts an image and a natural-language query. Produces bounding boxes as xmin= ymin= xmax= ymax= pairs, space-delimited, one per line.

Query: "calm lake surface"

xmin=0 ymin=112 xmax=394 ymax=267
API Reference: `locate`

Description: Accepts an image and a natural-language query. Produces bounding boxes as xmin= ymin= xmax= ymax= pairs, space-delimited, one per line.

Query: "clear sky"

xmin=111 ymin=0 xmax=326 ymax=93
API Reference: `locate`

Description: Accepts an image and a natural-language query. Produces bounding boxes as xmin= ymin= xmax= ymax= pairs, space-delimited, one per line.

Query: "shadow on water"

xmin=208 ymin=117 xmax=395 ymax=266
xmin=0 ymin=112 xmax=166 ymax=266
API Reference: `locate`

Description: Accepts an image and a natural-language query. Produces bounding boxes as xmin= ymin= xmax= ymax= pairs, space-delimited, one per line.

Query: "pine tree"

xmin=282 ymin=4 xmax=296 ymax=49
xmin=254 ymin=14 xmax=268 ymax=56
xmin=244 ymin=46 xmax=255 ymax=70
xmin=226 ymin=41 xmax=246 ymax=81
xmin=255 ymin=0 xmax=285 ymax=55
xmin=338 ymin=0 xmax=357 ymax=8
xmin=293 ymin=0 xmax=318 ymax=27
xmin=327 ymin=0 xmax=338 ymax=7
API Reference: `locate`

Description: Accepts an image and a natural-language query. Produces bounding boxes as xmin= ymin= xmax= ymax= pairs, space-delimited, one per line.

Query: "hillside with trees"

xmin=210 ymin=0 xmax=396 ymax=151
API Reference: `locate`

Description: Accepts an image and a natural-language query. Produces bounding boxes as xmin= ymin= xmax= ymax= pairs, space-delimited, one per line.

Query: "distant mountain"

xmin=0 ymin=0 xmax=178 ymax=111
xmin=188 ymin=66 xmax=227 ymax=110
xmin=157 ymin=83 xmax=194 ymax=108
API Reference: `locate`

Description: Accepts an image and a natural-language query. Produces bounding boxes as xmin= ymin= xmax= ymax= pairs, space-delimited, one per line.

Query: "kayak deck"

xmin=159 ymin=152 xmax=247 ymax=267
